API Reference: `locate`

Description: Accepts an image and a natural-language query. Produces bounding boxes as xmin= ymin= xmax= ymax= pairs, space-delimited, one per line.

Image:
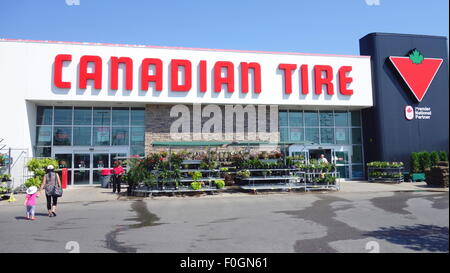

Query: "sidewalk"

xmin=339 ymin=180 xmax=449 ymax=193
xmin=0 ymin=181 xmax=448 ymax=207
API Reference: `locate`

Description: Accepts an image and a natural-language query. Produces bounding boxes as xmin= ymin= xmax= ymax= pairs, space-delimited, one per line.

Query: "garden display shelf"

xmin=302 ymin=171 xmax=341 ymax=191
xmin=368 ymin=167 xmax=404 ymax=183
xmin=131 ymin=160 xmax=223 ymax=196
xmin=237 ymin=168 xmax=340 ymax=192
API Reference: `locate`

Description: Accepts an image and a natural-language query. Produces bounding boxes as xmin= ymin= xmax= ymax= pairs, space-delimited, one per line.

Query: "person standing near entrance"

xmin=39 ymin=165 xmax=62 ymax=217
xmin=318 ymin=154 xmax=329 ymax=164
xmin=112 ymin=161 xmax=125 ymax=194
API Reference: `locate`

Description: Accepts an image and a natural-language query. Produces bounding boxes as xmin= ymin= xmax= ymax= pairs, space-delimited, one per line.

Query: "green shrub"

xmin=190 ymin=181 xmax=203 ymax=190
xmin=189 ymin=171 xmax=203 ymax=182
xmin=25 ymin=177 xmax=41 ymax=188
xmin=214 ymin=180 xmax=225 ymax=189
xmin=0 ymin=174 xmax=11 ymax=181
xmin=410 ymin=152 xmax=421 ymax=173
xmin=143 ymin=173 xmax=157 ymax=188
xmin=418 ymin=152 xmax=431 ymax=171
xmin=123 ymin=158 xmax=149 ymax=188
xmin=439 ymin=151 xmax=448 ymax=162
xmin=25 ymin=158 xmax=59 ymax=187
xmin=430 ymin=151 xmax=440 ymax=166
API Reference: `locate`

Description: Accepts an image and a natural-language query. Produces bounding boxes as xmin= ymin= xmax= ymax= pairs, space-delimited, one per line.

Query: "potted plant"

xmin=189 ymin=171 xmax=203 ymax=186
xmin=214 ymin=179 xmax=225 ymax=189
xmin=143 ymin=173 xmax=157 ymax=190
xmin=158 ymin=170 xmax=170 ymax=190
xmin=190 ymin=181 xmax=203 ymax=190
xmin=237 ymin=169 xmax=251 ymax=178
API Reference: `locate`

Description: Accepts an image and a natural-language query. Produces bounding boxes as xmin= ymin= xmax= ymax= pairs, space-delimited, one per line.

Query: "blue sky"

xmin=0 ymin=0 xmax=448 ymax=55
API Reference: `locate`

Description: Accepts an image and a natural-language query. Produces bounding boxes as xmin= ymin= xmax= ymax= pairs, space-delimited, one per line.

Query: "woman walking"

xmin=39 ymin=165 xmax=62 ymax=217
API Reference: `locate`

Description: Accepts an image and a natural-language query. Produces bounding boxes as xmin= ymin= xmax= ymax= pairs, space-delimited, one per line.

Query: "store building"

xmin=0 ymin=32 xmax=447 ymax=187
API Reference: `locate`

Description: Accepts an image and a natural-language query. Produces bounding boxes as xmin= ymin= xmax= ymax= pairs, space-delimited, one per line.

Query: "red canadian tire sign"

xmin=390 ymin=49 xmax=443 ymax=102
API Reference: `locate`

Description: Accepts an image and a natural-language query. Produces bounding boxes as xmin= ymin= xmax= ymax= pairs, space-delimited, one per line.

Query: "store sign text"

xmin=53 ymin=54 xmax=355 ymax=96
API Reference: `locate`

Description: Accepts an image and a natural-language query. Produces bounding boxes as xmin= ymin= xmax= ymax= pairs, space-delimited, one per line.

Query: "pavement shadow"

xmin=15 ymin=213 xmax=49 ymax=220
xmin=364 ymin=224 xmax=449 ymax=252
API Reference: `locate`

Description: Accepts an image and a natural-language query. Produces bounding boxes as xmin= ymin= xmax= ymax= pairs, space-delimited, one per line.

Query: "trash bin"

xmin=100 ymin=169 xmax=113 ymax=188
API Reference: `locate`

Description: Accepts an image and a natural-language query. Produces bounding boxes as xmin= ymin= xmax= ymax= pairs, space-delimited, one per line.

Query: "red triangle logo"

xmin=390 ymin=56 xmax=443 ymax=102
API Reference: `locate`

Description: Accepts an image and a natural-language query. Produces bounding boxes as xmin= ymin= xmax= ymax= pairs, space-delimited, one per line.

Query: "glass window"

xmin=93 ymin=127 xmax=110 ymax=146
xmin=55 ymin=154 xmax=72 ymax=169
xmin=131 ymin=146 xmax=145 ymax=157
xmin=320 ymin=128 xmax=334 ymax=144
xmin=351 ymin=128 xmax=362 ymax=144
xmin=352 ymin=145 xmax=363 ymax=163
xmin=280 ymin=128 xmax=288 ymax=141
xmin=335 ymin=128 xmax=349 ymax=144
xmin=73 ymin=127 xmax=92 ymax=146
xmin=288 ymin=111 xmax=303 ymax=127
xmin=93 ymin=108 xmax=111 ymax=126
xmin=319 ymin=111 xmax=334 ymax=127
xmin=36 ymin=106 xmax=53 ymax=125
xmin=352 ymin=165 xmax=364 ymax=178
xmin=112 ymin=107 xmax=129 ymax=126
xmin=351 ymin=111 xmax=361 ymax=127
xmin=334 ymin=111 xmax=349 ymax=127
xmin=93 ymin=154 xmax=109 ymax=168
xmin=131 ymin=127 xmax=145 ymax=146
xmin=111 ymin=153 xmax=127 ymax=167
xmin=304 ymin=111 xmax=318 ymax=126
xmin=335 ymin=151 xmax=349 ymax=164
xmin=74 ymin=107 xmax=92 ymax=125
xmin=279 ymin=111 xmax=288 ymax=126
xmin=74 ymin=154 xmax=90 ymax=169
xmin=53 ymin=127 xmax=72 ymax=146
xmin=289 ymin=128 xmax=303 ymax=142
xmin=74 ymin=170 xmax=90 ymax=185
xmin=305 ymin=128 xmax=319 ymax=144
xmin=112 ymin=127 xmax=129 ymax=145
xmin=54 ymin=107 xmax=72 ymax=125
xmin=337 ymin=166 xmax=349 ymax=179
xmin=35 ymin=147 xmax=51 ymax=157
xmin=36 ymin=126 xmax=52 ymax=146
xmin=131 ymin=108 xmax=145 ymax=126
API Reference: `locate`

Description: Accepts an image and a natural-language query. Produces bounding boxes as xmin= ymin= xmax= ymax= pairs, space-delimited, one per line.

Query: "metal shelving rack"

xmin=368 ymin=167 xmax=404 ymax=183
xmin=133 ymin=160 xmax=224 ymax=196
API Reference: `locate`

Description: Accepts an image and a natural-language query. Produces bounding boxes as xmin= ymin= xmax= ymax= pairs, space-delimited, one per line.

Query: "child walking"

xmin=24 ymin=186 xmax=39 ymax=220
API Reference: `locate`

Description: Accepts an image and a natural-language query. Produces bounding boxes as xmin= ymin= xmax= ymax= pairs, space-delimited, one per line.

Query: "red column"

xmin=61 ymin=168 xmax=68 ymax=189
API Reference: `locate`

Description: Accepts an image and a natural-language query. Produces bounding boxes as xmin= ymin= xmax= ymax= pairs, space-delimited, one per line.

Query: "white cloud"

xmin=365 ymin=0 xmax=381 ymax=6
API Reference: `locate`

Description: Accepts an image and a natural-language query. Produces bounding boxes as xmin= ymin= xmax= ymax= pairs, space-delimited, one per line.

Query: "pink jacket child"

xmin=24 ymin=186 xmax=39 ymax=220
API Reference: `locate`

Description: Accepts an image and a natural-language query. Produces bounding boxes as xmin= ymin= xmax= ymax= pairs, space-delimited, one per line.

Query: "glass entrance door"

xmin=92 ymin=153 xmax=109 ymax=185
xmin=308 ymin=149 xmax=333 ymax=163
xmin=53 ymin=147 xmax=128 ymax=185
xmin=73 ymin=153 xmax=90 ymax=185
xmin=334 ymin=151 xmax=350 ymax=179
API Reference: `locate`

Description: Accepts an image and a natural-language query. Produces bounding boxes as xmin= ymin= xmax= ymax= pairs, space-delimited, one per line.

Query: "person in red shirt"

xmin=112 ymin=161 xmax=125 ymax=194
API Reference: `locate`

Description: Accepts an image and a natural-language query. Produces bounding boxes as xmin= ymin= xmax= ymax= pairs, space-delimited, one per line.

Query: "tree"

xmin=439 ymin=151 xmax=448 ymax=162
xmin=410 ymin=152 xmax=421 ymax=173
xmin=418 ymin=152 xmax=431 ymax=172
xmin=430 ymin=151 xmax=440 ymax=167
